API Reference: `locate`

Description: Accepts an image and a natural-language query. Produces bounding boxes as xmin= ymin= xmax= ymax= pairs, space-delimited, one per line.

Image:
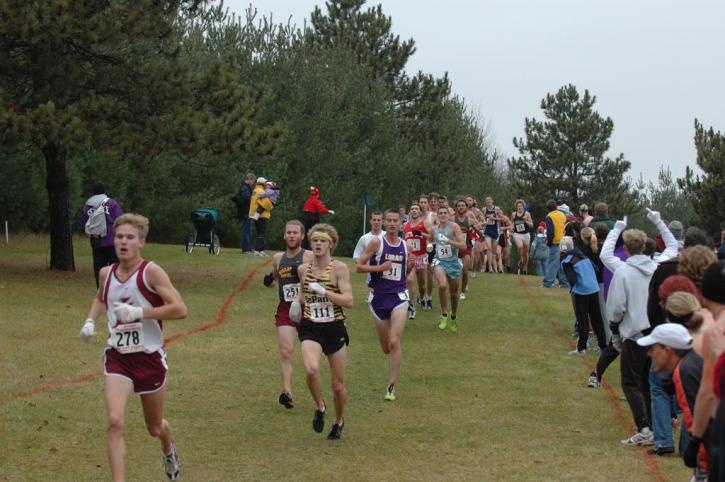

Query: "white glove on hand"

xmin=328 ymin=210 xmax=335 ymax=215
xmin=80 ymin=318 xmax=95 ymax=342
xmin=426 ymin=243 xmax=434 ymax=253
xmin=308 ymin=282 xmax=327 ymax=297
xmin=614 ymin=216 xmax=628 ymax=232
xmin=611 ymin=334 xmax=623 ymax=353
xmin=645 ymin=208 xmax=661 ymax=224
xmin=113 ymin=302 xmax=144 ymax=323
xmin=437 ymin=233 xmax=450 ymax=244
xmin=289 ymin=301 xmax=301 ymax=323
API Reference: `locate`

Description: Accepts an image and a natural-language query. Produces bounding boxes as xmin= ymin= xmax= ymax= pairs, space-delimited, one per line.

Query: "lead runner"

xmin=79 ymin=213 xmax=188 ymax=481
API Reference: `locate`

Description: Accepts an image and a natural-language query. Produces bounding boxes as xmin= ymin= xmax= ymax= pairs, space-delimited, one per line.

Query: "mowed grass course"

xmin=1 ymin=235 xmax=691 ymax=481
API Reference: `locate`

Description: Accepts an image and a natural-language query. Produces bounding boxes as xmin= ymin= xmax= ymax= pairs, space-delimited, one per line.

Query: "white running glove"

xmin=645 ymin=208 xmax=661 ymax=225
xmin=289 ymin=301 xmax=301 ymax=323
xmin=113 ymin=302 xmax=144 ymax=323
xmin=80 ymin=318 xmax=96 ymax=342
xmin=426 ymin=243 xmax=434 ymax=253
xmin=614 ymin=216 xmax=628 ymax=232
xmin=308 ymin=282 xmax=327 ymax=297
xmin=251 ymin=212 xmax=260 ymax=220
xmin=437 ymin=233 xmax=450 ymax=244
xmin=328 ymin=210 xmax=335 ymax=215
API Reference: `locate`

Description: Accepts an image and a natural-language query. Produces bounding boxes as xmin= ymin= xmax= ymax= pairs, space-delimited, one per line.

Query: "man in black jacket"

xmin=235 ymin=172 xmax=256 ymax=254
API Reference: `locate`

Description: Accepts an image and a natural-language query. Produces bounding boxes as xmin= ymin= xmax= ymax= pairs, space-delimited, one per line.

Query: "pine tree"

xmin=0 ymin=1 xmax=282 ymax=270
xmin=678 ymin=120 xmax=725 ymax=236
xmin=508 ymin=84 xmax=632 ymax=212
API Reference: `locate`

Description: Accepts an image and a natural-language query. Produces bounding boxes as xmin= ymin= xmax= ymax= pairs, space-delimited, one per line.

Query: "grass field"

xmin=0 ymin=235 xmax=691 ymax=481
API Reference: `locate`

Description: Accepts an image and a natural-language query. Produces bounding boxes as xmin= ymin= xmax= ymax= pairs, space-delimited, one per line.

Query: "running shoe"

xmin=313 ymin=405 xmax=325 ymax=433
xmin=470 ymin=271 xmax=477 ymax=279
xmin=459 ymin=292 xmax=466 ymax=300
xmin=327 ymin=419 xmax=344 ymax=440
xmin=449 ymin=317 xmax=458 ymax=334
xmin=587 ymin=373 xmax=601 ymax=388
xmin=257 ymin=250 xmax=268 ymax=257
xmin=568 ymin=349 xmax=587 ymax=356
xmin=278 ymin=391 xmax=293 ymax=409
xmin=620 ymin=427 xmax=654 ymax=446
xmin=408 ymin=303 xmax=416 ymax=320
xmin=163 ymin=444 xmax=181 ymax=481
xmin=437 ymin=315 xmax=448 ymax=330
xmin=426 ymin=299 xmax=433 ymax=310
xmin=384 ymin=384 xmax=396 ymax=401
xmin=648 ymin=445 xmax=675 ymax=455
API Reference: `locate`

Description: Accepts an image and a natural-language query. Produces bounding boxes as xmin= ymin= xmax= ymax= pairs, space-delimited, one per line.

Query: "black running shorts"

xmin=298 ymin=319 xmax=349 ymax=355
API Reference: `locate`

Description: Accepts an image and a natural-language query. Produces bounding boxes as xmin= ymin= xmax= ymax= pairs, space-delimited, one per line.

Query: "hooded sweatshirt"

xmin=606 ymin=254 xmax=656 ymax=339
xmin=303 ymin=188 xmax=331 ymax=214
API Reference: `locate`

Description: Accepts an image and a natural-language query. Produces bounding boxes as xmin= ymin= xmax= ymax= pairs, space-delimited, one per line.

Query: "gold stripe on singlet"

xmin=303 ymin=260 xmax=345 ymax=322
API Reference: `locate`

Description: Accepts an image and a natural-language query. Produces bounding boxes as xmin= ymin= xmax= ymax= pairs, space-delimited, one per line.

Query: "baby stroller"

xmin=186 ymin=208 xmax=221 ymax=255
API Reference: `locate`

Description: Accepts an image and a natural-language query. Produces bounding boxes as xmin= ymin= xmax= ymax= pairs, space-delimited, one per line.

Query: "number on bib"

xmin=309 ymin=302 xmax=335 ymax=322
xmin=437 ymin=244 xmax=453 ymax=259
xmin=410 ymin=238 xmax=421 ymax=252
xmin=112 ymin=322 xmax=144 ymax=354
xmin=283 ymin=283 xmax=300 ymax=302
xmin=398 ymin=290 xmax=410 ymax=301
xmin=383 ymin=262 xmax=403 ymax=281
xmin=515 ymin=223 xmax=526 ymax=233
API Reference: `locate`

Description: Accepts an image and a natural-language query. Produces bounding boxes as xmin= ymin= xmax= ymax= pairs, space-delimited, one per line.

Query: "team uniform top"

xmin=277 ymin=250 xmax=305 ymax=305
xmin=102 ymin=260 xmax=164 ymax=353
xmin=484 ymin=206 xmax=499 ymax=236
xmin=513 ymin=212 xmax=528 ymax=234
xmin=370 ymin=236 xmax=408 ymax=294
xmin=434 ymin=224 xmax=459 ymax=262
xmin=403 ymin=219 xmax=427 ymax=256
xmin=302 ymin=261 xmax=346 ymax=323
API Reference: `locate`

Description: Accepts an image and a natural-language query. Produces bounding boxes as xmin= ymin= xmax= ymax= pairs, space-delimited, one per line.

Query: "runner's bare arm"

xmin=328 ymin=262 xmax=353 ymax=308
xmin=448 ymin=224 xmax=467 ymax=251
xmin=355 ymin=237 xmax=391 ymax=273
xmin=405 ymin=240 xmax=417 ymax=273
xmin=295 ymin=264 xmax=308 ymax=304
xmin=524 ymin=212 xmax=533 ymax=228
xmin=264 ymin=252 xmax=283 ymax=287
xmin=86 ymin=266 xmax=110 ymax=320
xmin=144 ymin=264 xmax=188 ymax=320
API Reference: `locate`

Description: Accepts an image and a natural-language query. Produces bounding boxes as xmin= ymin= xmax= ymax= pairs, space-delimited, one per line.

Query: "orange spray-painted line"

xmin=517 ymin=276 xmax=666 ymax=482
xmin=1 ymin=259 xmax=271 ymax=404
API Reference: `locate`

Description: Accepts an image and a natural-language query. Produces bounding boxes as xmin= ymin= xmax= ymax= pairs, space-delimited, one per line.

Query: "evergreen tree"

xmin=508 ymin=84 xmax=632 ymax=213
xmin=306 ymin=0 xmax=415 ymax=93
xmin=0 ymin=1 xmax=281 ymax=270
xmin=678 ymin=120 xmax=725 ymax=236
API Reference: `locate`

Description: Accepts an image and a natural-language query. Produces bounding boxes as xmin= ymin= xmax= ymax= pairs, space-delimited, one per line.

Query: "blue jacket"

xmin=561 ymin=248 xmax=599 ymax=296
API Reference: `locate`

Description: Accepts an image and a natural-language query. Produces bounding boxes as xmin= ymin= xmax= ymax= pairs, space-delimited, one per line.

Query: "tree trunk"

xmin=43 ymin=143 xmax=76 ymax=271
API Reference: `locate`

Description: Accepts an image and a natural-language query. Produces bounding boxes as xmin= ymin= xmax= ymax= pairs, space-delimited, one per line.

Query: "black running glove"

xmin=263 ymin=273 xmax=274 ymax=287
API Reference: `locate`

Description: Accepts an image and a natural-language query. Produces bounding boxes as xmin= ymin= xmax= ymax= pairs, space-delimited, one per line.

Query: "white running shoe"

xmin=164 ymin=444 xmax=181 ymax=480
xmin=587 ymin=373 xmax=601 ymax=388
xmin=568 ymin=349 xmax=586 ymax=356
xmin=459 ymin=292 xmax=466 ymax=300
xmin=621 ymin=427 xmax=654 ymax=446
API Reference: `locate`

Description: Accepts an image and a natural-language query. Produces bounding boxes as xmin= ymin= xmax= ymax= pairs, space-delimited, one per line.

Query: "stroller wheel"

xmin=211 ymin=234 xmax=221 ymax=255
xmin=185 ymin=233 xmax=195 ymax=254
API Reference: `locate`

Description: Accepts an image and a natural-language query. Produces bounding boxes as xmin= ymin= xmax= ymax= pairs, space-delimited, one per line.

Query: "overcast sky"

xmin=225 ymin=0 xmax=724 ymax=183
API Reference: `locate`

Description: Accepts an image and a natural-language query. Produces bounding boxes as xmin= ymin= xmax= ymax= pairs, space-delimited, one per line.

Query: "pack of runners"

xmin=77 ymin=197 xmax=725 ymax=482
